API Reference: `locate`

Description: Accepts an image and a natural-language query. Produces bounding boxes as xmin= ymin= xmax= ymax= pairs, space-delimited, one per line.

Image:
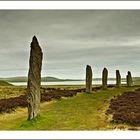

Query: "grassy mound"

xmin=0 ymin=80 xmax=13 ymax=86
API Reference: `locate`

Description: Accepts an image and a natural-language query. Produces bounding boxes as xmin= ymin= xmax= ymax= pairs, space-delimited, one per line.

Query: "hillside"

xmin=0 ymin=76 xmax=79 ymax=82
xmin=0 ymin=77 xmax=27 ymax=82
xmin=41 ymin=76 xmax=65 ymax=82
xmin=0 ymin=80 xmax=13 ymax=86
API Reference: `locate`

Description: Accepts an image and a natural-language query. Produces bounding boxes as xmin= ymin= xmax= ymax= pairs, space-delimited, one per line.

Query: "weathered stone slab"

xmin=116 ymin=70 xmax=121 ymax=88
xmin=27 ymin=36 xmax=43 ymax=120
xmin=102 ymin=68 xmax=108 ymax=89
xmin=86 ymin=65 xmax=92 ymax=93
xmin=127 ymin=71 xmax=133 ymax=87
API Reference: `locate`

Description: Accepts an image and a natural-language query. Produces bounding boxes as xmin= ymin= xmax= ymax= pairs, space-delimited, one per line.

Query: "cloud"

xmin=0 ymin=10 xmax=140 ymax=78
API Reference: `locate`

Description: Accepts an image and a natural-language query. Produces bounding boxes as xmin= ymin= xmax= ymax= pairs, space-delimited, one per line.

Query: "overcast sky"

xmin=0 ymin=10 xmax=140 ymax=79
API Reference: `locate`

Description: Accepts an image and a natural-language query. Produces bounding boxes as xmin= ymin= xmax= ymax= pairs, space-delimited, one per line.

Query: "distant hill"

xmin=0 ymin=76 xmax=82 ymax=82
xmin=0 ymin=76 xmax=140 ymax=82
xmin=41 ymin=76 xmax=64 ymax=82
xmin=0 ymin=77 xmax=28 ymax=82
xmin=0 ymin=80 xmax=13 ymax=86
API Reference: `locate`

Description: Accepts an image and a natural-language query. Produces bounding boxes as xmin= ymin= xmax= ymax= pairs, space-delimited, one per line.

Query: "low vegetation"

xmin=0 ymin=86 xmax=25 ymax=99
xmin=0 ymin=88 xmax=79 ymax=113
xmin=107 ymin=88 xmax=140 ymax=126
xmin=0 ymin=86 xmax=111 ymax=114
xmin=0 ymin=84 xmax=139 ymax=130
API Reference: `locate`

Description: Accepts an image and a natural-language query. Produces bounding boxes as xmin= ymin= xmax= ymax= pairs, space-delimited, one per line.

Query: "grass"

xmin=0 ymin=85 xmax=139 ymax=130
xmin=0 ymin=80 xmax=13 ymax=86
xmin=133 ymin=80 xmax=140 ymax=85
xmin=0 ymin=86 xmax=26 ymax=99
xmin=0 ymin=85 xmax=84 ymax=99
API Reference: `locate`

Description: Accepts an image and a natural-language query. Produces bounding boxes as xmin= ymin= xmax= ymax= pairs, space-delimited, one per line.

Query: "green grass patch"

xmin=0 ymin=80 xmax=13 ymax=86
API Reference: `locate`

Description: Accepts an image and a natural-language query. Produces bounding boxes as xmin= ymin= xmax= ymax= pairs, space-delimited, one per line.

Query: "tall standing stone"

xmin=126 ymin=71 xmax=133 ymax=87
xmin=102 ymin=68 xmax=108 ymax=89
xmin=86 ymin=65 xmax=92 ymax=93
xmin=126 ymin=75 xmax=129 ymax=86
xmin=116 ymin=70 xmax=121 ymax=88
xmin=27 ymin=36 xmax=43 ymax=120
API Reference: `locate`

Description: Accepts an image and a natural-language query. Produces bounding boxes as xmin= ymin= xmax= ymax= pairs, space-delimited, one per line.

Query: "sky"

xmin=0 ymin=10 xmax=140 ymax=79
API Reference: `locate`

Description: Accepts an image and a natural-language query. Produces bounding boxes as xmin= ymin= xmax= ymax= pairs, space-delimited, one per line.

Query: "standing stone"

xmin=86 ymin=65 xmax=92 ymax=93
xmin=126 ymin=75 xmax=129 ymax=86
xmin=116 ymin=70 xmax=121 ymax=88
xmin=126 ymin=71 xmax=133 ymax=87
xmin=102 ymin=68 xmax=108 ymax=89
xmin=27 ymin=36 xmax=43 ymax=120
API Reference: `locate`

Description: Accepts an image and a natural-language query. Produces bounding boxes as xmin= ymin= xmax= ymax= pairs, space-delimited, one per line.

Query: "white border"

xmin=0 ymin=1 xmax=140 ymax=9
xmin=0 ymin=1 xmax=140 ymax=139
xmin=0 ymin=131 xmax=140 ymax=139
